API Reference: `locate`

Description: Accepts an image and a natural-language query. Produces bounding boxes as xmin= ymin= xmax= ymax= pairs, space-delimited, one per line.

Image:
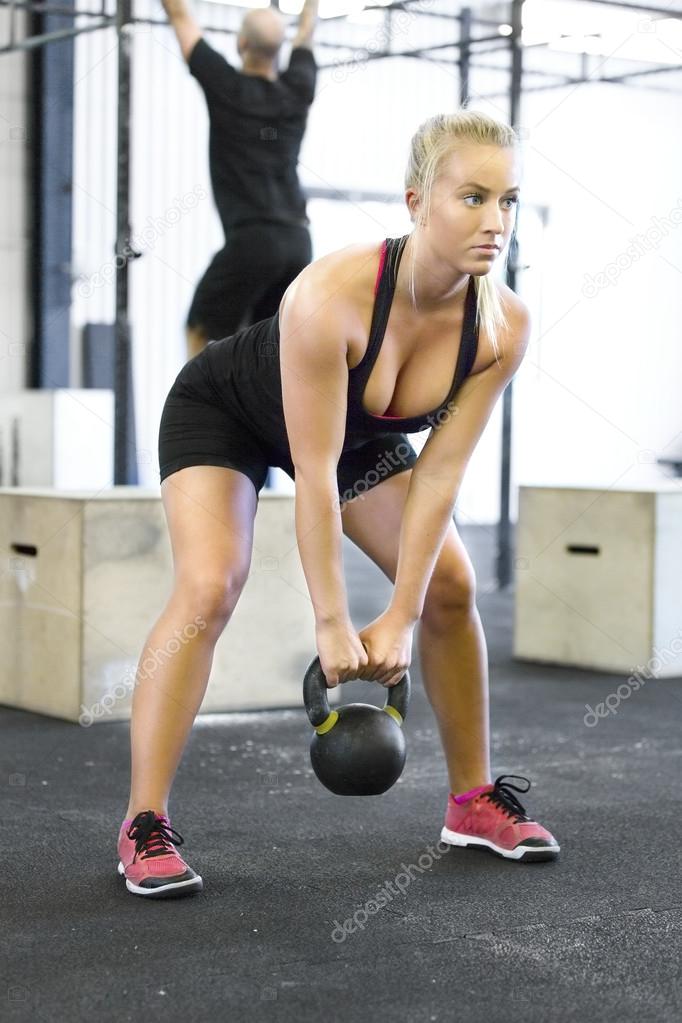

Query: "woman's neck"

xmin=395 ymin=232 xmax=471 ymax=311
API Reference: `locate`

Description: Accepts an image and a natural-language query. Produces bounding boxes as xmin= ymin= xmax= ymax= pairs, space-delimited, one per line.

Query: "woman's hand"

xmin=315 ymin=619 xmax=369 ymax=688
xmin=356 ymin=610 xmax=414 ymax=688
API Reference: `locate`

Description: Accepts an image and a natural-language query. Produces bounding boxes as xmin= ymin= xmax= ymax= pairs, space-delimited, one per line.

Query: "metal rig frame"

xmin=2 ymin=0 xmax=681 ymax=583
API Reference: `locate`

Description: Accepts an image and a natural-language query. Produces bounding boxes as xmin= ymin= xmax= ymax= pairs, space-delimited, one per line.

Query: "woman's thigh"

xmin=161 ymin=465 xmax=259 ymax=615
xmin=339 ymin=468 xmax=476 ymax=617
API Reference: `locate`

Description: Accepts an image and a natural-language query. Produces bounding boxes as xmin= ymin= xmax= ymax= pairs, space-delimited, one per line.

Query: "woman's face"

xmin=411 ymin=143 xmax=521 ymax=275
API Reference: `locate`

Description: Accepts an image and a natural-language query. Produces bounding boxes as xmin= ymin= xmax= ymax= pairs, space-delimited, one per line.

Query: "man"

xmin=161 ymin=0 xmax=320 ymax=358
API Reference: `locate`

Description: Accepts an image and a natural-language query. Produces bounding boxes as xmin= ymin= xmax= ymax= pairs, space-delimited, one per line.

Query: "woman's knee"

xmin=175 ymin=572 xmax=249 ymax=628
xmin=421 ymin=559 xmax=477 ymax=628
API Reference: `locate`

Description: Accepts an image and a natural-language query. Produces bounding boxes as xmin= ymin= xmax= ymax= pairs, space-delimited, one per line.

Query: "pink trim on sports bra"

xmin=371 ymin=239 xmax=401 ymax=418
xmin=374 ymin=240 xmax=387 ymax=297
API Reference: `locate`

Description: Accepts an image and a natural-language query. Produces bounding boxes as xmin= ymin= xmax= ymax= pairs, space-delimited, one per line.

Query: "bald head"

xmin=238 ymin=8 xmax=286 ymax=60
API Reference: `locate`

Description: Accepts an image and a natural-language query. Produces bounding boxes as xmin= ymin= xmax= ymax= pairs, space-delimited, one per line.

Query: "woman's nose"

xmin=481 ymin=204 xmax=505 ymax=235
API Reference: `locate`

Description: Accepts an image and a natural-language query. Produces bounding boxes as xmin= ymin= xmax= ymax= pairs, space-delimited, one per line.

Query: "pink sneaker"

xmin=441 ymin=775 xmax=560 ymax=862
xmin=117 ymin=810 xmax=203 ymax=898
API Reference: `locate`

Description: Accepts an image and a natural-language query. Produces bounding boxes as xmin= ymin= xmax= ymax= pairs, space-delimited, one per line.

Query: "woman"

xmin=117 ymin=110 xmax=560 ymax=899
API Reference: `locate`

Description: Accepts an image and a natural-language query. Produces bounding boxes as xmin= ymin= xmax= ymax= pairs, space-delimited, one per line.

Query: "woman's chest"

xmin=348 ymin=308 xmax=486 ymax=419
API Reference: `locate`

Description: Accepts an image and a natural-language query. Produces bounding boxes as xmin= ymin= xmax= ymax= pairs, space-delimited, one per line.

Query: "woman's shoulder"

xmin=280 ymin=240 xmax=383 ymax=320
xmin=487 ymin=276 xmax=530 ymax=320
xmin=309 ymin=240 xmax=384 ymax=279
xmin=477 ymin=277 xmax=531 ymax=367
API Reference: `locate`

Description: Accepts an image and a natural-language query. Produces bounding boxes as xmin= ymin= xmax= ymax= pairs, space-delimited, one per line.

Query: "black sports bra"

xmin=345 ymin=234 xmax=480 ymax=433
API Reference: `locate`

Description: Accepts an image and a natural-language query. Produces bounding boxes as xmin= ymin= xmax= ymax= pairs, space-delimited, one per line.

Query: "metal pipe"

xmin=315 ymin=32 xmax=503 ymax=70
xmin=474 ymin=58 xmax=682 ymax=100
xmin=114 ymin=0 xmax=133 ymax=483
xmin=459 ymin=5 xmax=471 ymax=105
xmin=497 ymin=0 xmax=525 ymax=591
xmin=582 ymin=0 xmax=682 ymax=16
xmin=0 ymin=18 xmax=111 ymax=53
xmin=0 ymin=0 xmax=87 ymax=14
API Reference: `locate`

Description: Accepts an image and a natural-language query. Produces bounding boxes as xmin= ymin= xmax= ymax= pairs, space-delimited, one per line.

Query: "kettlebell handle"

xmin=303 ymin=655 xmax=410 ymax=732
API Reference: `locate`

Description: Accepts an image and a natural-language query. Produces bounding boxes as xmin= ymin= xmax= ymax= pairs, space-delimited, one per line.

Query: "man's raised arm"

xmin=160 ymin=0 xmax=203 ymax=63
xmin=291 ymin=0 xmax=320 ymax=50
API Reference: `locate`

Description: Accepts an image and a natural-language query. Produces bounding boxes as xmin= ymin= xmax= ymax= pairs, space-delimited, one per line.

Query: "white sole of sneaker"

xmin=440 ymin=826 xmax=560 ymax=862
xmin=117 ymin=860 xmax=204 ymax=897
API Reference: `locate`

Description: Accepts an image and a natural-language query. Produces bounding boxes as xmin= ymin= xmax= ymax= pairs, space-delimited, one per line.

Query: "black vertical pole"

xmin=28 ymin=1 xmax=74 ymax=388
xmin=459 ymin=7 xmax=471 ymax=105
xmin=496 ymin=0 xmax=524 ymax=589
xmin=115 ymin=0 xmax=135 ymax=483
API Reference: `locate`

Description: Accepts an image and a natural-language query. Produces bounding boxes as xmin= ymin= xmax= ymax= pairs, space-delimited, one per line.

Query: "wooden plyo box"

xmin=514 ymin=484 xmax=682 ymax=677
xmin=0 ymin=488 xmax=322 ymax=723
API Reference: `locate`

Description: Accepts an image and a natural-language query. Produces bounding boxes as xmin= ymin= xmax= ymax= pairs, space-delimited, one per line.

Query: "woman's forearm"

xmin=294 ymin=476 xmax=351 ymax=626
xmin=388 ymin=472 xmax=458 ymax=625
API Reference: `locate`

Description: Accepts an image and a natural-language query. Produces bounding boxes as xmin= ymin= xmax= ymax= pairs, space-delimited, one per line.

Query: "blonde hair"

xmin=403 ymin=110 xmax=521 ymax=362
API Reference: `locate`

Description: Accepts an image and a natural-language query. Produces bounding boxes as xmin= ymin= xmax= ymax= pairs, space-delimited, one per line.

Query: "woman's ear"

xmin=405 ymin=188 xmax=420 ymax=224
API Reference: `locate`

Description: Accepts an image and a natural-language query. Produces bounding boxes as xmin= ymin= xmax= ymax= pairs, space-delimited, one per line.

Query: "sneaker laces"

xmin=482 ymin=775 xmax=533 ymax=824
xmin=126 ymin=810 xmax=185 ymax=864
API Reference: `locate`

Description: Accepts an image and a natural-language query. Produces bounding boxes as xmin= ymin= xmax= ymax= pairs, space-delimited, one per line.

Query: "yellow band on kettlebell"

xmin=383 ymin=705 xmax=403 ymax=726
xmin=314 ymin=710 xmax=339 ymax=735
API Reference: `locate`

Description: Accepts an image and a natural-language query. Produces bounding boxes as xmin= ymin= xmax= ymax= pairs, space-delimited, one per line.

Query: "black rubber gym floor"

xmin=2 ymin=525 xmax=680 ymax=1022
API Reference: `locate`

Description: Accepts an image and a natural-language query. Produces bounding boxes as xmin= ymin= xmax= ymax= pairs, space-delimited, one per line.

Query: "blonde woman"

xmin=117 ymin=110 xmax=560 ymax=898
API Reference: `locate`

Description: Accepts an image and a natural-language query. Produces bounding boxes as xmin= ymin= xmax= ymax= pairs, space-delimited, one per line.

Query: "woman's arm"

xmin=279 ymin=273 xmax=353 ymax=627
xmin=387 ymin=303 xmax=531 ymax=625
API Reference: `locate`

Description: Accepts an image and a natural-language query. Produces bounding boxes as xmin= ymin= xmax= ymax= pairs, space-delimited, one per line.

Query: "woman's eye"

xmin=463 ymin=194 xmax=519 ymax=208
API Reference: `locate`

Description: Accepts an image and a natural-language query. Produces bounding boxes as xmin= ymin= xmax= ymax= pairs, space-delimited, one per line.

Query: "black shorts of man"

xmin=162 ymin=0 xmax=319 ymax=360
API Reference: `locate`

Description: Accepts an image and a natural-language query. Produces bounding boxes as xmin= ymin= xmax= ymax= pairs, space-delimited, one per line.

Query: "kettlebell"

xmin=302 ymin=655 xmax=410 ymax=796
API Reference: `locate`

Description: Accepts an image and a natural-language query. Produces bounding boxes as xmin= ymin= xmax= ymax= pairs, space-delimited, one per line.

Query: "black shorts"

xmin=158 ymin=359 xmax=418 ymax=502
xmin=186 ymin=221 xmax=312 ymax=340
